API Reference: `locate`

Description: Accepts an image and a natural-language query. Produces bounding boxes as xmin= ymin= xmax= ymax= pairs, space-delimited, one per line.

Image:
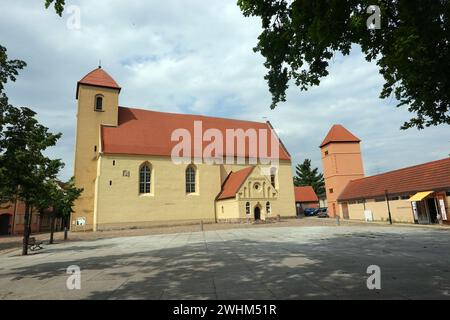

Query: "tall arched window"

xmin=266 ymin=201 xmax=271 ymax=215
xmin=95 ymin=95 xmax=103 ymax=111
xmin=139 ymin=164 xmax=151 ymax=194
xmin=186 ymin=165 xmax=196 ymax=193
xmin=245 ymin=202 xmax=250 ymax=215
xmin=270 ymin=167 xmax=277 ymax=188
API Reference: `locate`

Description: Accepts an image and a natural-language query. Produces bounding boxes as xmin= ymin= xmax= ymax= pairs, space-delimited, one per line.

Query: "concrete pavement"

xmin=0 ymin=226 xmax=449 ymax=299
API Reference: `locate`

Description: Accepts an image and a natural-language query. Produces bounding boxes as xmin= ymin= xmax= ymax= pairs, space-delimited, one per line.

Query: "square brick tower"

xmin=320 ymin=125 xmax=364 ymax=218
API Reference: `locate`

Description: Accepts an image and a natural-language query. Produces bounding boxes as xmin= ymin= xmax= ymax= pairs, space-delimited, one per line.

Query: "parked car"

xmin=317 ymin=207 xmax=329 ymax=218
xmin=303 ymin=208 xmax=316 ymax=217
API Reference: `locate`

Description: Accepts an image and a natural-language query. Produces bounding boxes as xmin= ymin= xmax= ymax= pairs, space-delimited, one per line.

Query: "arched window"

xmin=245 ymin=202 xmax=250 ymax=215
xmin=270 ymin=167 xmax=277 ymax=188
xmin=95 ymin=95 xmax=103 ymax=111
xmin=186 ymin=165 xmax=196 ymax=193
xmin=139 ymin=164 xmax=151 ymax=194
xmin=266 ymin=201 xmax=271 ymax=215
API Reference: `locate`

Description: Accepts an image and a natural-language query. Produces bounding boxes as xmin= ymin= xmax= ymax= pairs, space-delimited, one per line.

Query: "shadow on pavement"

xmin=1 ymin=229 xmax=450 ymax=300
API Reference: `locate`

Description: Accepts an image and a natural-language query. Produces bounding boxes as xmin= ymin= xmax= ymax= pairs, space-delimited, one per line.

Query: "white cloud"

xmin=2 ymin=0 xmax=449 ymax=181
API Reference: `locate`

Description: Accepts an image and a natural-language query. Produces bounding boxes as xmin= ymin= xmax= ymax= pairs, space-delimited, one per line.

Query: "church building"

xmin=71 ymin=67 xmax=296 ymax=231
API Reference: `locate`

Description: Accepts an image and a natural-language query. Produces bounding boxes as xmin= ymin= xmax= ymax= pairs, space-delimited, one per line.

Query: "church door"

xmin=254 ymin=206 xmax=261 ymax=221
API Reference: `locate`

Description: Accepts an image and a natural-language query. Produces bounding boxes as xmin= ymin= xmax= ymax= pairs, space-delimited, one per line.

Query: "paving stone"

xmin=1 ymin=226 xmax=449 ymax=299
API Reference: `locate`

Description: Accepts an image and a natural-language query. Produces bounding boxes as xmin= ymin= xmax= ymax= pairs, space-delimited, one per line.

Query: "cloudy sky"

xmin=2 ymin=0 xmax=449 ymax=181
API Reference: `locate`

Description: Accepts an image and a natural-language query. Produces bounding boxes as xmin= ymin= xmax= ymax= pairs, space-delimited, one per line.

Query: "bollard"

xmin=200 ymin=220 xmax=203 ymax=231
xmin=64 ymin=227 xmax=68 ymax=240
xmin=336 ymin=216 xmax=340 ymax=226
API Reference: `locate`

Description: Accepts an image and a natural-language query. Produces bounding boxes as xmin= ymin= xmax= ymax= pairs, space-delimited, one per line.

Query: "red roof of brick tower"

xmin=320 ymin=124 xmax=360 ymax=148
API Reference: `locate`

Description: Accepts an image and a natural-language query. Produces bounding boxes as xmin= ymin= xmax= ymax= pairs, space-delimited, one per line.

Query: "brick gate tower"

xmin=320 ymin=125 xmax=364 ymax=218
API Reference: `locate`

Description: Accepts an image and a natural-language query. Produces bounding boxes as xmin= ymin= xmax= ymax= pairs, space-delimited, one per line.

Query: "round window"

xmin=254 ymin=183 xmax=261 ymax=191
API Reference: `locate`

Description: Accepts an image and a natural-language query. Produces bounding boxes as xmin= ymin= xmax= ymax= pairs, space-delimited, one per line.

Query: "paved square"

xmin=1 ymin=226 xmax=449 ymax=299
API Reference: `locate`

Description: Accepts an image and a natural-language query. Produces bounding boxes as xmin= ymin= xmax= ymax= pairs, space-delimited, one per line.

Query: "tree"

xmin=35 ymin=181 xmax=60 ymax=244
xmin=0 ymin=46 xmax=26 ymax=202
xmin=1 ymin=106 xmax=63 ymax=255
xmin=238 ymin=0 xmax=450 ymax=129
xmin=36 ymin=178 xmax=82 ymax=244
xmin=0 ymin=46 xmax=26 ymax=162
xmin=44 ymin=0 xmax=66 ymax=16
xmin=294 ymin=159 xmax=325 ymax=197
xmin=54 ymin=179 xmax=82 ymax=243
xmin=0 ymin=2 xmax=67 ymax=254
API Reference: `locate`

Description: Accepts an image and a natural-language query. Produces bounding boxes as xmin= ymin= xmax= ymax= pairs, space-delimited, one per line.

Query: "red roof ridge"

xmin=338 ymin=157 xmax=450 ymax=201
xmin=118 ymin=106 xmax=268 ymax=126
xmin=101 ymin=107 xmax=291 ymax=160
xmin=347 ymin=157 xmax=450 ymax=183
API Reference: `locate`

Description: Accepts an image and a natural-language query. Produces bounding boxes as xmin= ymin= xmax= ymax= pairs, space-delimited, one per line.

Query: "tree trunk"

xmin=63 ymin=215 xmax=69 ymax=240
xmin=49 ymin=214 xmax=55 ymax=244
xmin=22 ymin=203 xmax=31 ymax=256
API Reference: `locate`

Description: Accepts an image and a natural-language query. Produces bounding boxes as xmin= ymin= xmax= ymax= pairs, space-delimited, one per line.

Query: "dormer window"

xmin=95 ymin=95 xmax=103 ymax=111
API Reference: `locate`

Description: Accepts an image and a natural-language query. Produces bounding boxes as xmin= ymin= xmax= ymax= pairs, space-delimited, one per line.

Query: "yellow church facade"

xmin=71 ymin=68 xmax=296 ymax=231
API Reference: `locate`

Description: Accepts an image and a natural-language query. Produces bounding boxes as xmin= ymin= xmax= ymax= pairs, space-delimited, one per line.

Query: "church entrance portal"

xmin=254 ymin=206 xmax=261 ymax=221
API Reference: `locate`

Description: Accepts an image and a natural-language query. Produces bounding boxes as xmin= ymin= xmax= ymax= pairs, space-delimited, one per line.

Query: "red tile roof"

xmin=217 ymin=167 xmax=255 ymax=200
xmin=338 ymin=158 xmax=450 ymax=201
xmin=101 ymin=107 xmax=291 ymax=160
xmin=76 ymin=67 xmax=121 ymax=98
xmin=294 ymin=186 xmax=319 ymax=203
xmin=320 ymin=124 xmax=360 ymax=148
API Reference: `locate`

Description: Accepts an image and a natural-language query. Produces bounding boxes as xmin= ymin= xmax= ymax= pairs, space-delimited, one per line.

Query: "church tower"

xmin=320 ymin=125 xmax=364 ymax=218
xmin=72 ymin=67 xmax=121 ymax=230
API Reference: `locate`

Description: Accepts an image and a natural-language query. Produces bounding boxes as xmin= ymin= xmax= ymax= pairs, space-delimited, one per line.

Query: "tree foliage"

xmin=0 ymin=46 xmax=65 ymax=254
xmin=0 ymin=106 xmax=63 ymax=205
xmin=294 ymin=159 xmax=325 ymax=197
xmin=0 ymin=46 xmax=26 ymax=95
xmin=36 ymin=178 xmax=82 ymax=244
xmin=51 ymin=178 xmax=83 ymax=220
xmin=238 ymin=0 xmax=450 ymax=129
xmin=0 ymin=1 xmax=69 ymax=253
xmin=44 ymin=0 xmax=66 ymax=16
